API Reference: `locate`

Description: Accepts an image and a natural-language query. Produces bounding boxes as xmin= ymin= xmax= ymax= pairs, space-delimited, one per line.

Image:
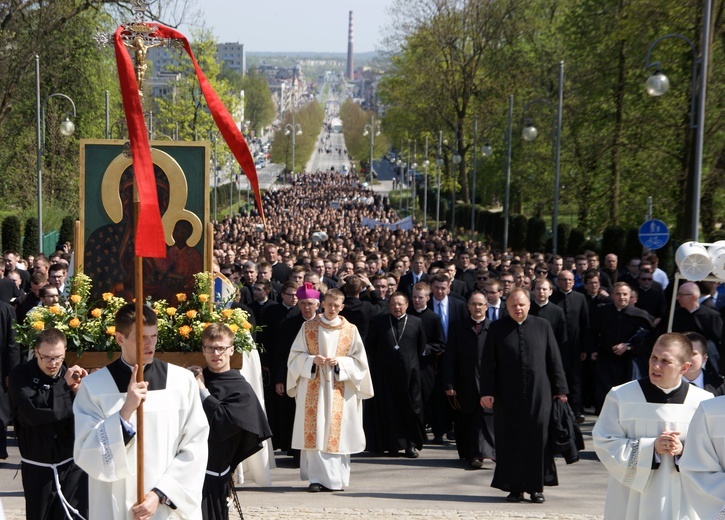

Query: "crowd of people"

xmin=2 ymin=169 xmax=725 ymax=517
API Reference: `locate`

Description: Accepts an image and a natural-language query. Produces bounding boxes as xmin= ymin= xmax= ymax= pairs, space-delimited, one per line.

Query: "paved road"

xmin=0 ymin=414 xmax=607 ymax=519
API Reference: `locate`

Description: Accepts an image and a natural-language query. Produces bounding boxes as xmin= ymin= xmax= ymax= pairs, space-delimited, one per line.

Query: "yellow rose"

xmin=176 ymin=293 xmax=187 ymax=302
xmin=179 ymin=325 xmax=192 ymax=338
xmin=106 ymin=326 xmax=116 ymax=336
xmin=69 ymin=317 xmax=81 ymax=328
xmin=91 ymin=308 xmax=103 ymax=318
xmin=48 ymin=305 xmax=63 ymax=315
xmin=186 ymin=310 xmax=197 ymax=319
xmin=70 ymin=294 xmax=82 ymax=304
xmin=228 ymin=324 xmax=239 ymax=333
xmin=198 ymin=294 xmax=209 ymax=303
xmin=242 ymin=320 xmax=252 ymax=330
xmin=221 ymin=309 xmax=233 ymax=318
xmin=32 ymin=321 xmax=45 ymax=331
xmin=102 ymin=292 xmax=114 ymax=301
xmin=166 ymin=307 xmax=177 ymax=316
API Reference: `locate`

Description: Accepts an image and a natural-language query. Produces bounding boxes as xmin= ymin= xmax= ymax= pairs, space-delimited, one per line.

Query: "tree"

xmin=269 ymin=101 xmax=325 ymax=173
xmin=2 ymin=216 xmax=21 ymax=253
xmin=23 ymin=218 xmax=39 ymax=259
xmin=241 ymin=68 xmax=276 ymax=135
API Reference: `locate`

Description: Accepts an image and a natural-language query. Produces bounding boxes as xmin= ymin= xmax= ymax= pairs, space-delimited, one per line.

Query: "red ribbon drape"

xmin=114 ymin=24 xmax=265 ymax=258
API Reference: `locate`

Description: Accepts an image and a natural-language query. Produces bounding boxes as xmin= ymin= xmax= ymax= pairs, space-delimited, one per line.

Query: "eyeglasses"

xmin=37 ymin=353 xmax=64 ymax=363
xmin=202 ymin=346 xmax=233 ymax=354
xmin=476 ymin=276 xmax=489 ymax=280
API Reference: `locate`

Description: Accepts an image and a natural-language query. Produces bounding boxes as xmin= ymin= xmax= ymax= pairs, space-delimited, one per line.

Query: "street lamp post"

xmin=477 ymin=96 xmax=514 ymax=247
xmin=522 ymin=61 xmax=564 ymax=256
xmin=423 ymin=135 xmax=430 ymax=228
xmin=36 ymin=55 xmax=77 ymax=255
xmin=363 ymin=115 xmax=380 ymax=186
xmin=645 ymin=0 xmax=711 ymax=240
xmin=285 ymin=112 xmax=302 ymax=179
xmin=450 ymin=134 xmax=462 ymax=236
xmin=436 ymin=131 xmax=443 ymax=229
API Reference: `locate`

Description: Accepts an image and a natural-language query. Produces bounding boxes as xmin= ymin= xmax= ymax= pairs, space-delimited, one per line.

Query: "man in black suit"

xmin=634 ymin=270 xmax=667 ymax=329
xmin=270 ymin=283 xmax=320 ymax=459
xmin=672 ymin=281 xmax=723 ymax=373
xmin=365 ymin=292 xmax=427 ymax=458
xmin=530 ymin=277 xmax=568 ymax=362
xmin=408 ymin=282 xmax=445 ymax=444
xmin=399 ymin=255 xmax=428 ymax=297
xmin=257 ymin=261 xmax=282 ymax=301
xmin=0 ymin=297 xmax=19 ymax=458
xmin=0 ymin=268 xmax=23 ymax=306
xmin=427 ymin=272 xmax=468 ymax=443
xmin=264 ymin=243 xmax=291 ymax=284
xmin=454 ymin=250 xmax=477 ymax=292
xmin=550 ymin=270 xmax=589 ymax=421
xmin=601 ymin=253 xmax=622 ymax=286
xmin=442 ymin=291 xmax=495 ymax=468
xmin=339 ymin=274 xmax=386 ymax=342
xmin=483 ymin=278 xmax=507 ymax=323
xmin=443 ymin=263 xmax=468 ymax=299
xmin=682 ymin=331 xmax=725 ymax=395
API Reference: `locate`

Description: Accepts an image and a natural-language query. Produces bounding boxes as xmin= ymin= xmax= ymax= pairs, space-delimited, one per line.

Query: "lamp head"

xmin=363 ymin=129 xmax=369 ymax=136
xmin=296 ymin=128 xmax=302 ymax=136
xmin=59 ymin=118 xmax=75 ymax=137
xmin=646 ymin=71 xmax=670 ymax=97
xmin=522 ymin=123 xmax=538 ymax=142
xmin=436 ymin=157 xmax=444 ymax=168
xmin=285 ymin=129 xmax=291 ymax=136
xmin=452 ymin=153 xmax=462 ymax=165
xmin=481 ymin=142 xmax=493 ymax=157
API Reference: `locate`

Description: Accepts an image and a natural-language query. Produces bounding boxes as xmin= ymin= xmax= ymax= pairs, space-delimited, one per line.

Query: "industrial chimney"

xmin=346 ymin=11 xmax=354 ymax=81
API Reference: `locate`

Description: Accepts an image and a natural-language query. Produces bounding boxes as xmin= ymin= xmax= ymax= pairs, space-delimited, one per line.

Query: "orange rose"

xmin=176 ymin=293 xmax=187 ymax=302
xmin=70 ymin=294 xmax=82 ymax=304
xmin=228 ymin=324 xmax=239 ymax=333
xmin=203 ymin=322 xmax=210 ymax=329
xmin=179 ymin=325 xmax=192 ymax=338
xmin=91 ymin=308 xmax=103 ymax=318
xmin=69 ymin=317 xmax=81 ymax=328
xmin=32 ymin=321 xmax=45 ymax=331
xmin=186 ymin=310 xmax=197 ymax=319
xmin=198 ymin=294 xmax=209 ymax=303
xmin=102 ymin=292 xmax=114 ymax=301
xmin=242 ymin=320 xmax=252 ymax=330
xmin=106 ymin=326 xmax=116 ymax=336
xmin=48 ymin=305 xmax=63 ymax=315
xmin=166 ymin=307 xmax=177 ymax=316
xmin=221 ymin=309 xmax=233 ymax=318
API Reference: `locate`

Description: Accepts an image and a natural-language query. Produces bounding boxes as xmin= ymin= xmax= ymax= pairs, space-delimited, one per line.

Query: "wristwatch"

xmin=152 ymin=488 xmax=173 ymax=508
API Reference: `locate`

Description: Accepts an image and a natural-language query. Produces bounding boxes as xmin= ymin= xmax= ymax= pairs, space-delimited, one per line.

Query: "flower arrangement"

xmin=15 ymin=271 xmax=258 ymax=355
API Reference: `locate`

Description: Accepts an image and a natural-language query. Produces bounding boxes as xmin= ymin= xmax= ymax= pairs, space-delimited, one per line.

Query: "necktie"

xmin=491 ymin=306 xmax=498 ymax=322
xmin=437 ymin=301 xmax=447 ymax=340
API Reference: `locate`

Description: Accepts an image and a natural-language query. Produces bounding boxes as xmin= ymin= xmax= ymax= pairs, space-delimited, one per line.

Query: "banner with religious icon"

xmin=78 ymin=139 xmax=210 ymax=306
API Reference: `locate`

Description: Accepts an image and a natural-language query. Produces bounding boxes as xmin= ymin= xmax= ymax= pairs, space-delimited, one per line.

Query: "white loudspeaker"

xmin=708 ymin=241 xmax=725 ymax=280
xmin=675 ymin=241 xmax=713 ymax=281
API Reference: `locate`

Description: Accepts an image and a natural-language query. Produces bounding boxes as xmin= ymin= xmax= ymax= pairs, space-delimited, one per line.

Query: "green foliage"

xmin=240 ymin=68 xmax=276 ymax=135
xmin=601 ymin=226 xmax=626 ymax=257
xmin=557 ymin=223 xmax=572 ymax=255
xmin=269 ymin=101 xmax=325 ymax=172
xmin=509 ymin=215 xmax=528 ymax=252
xmin=59 ymin=216 xmax=76 ymax=247
xmin=623 ymin=228 xmax=644 ymax=263
xmin=2 ymin=216 xmax=22 ymax=253
xmin=23 ymin=218 xmax=39 ymax=259
xmin=339 ymin=100 xmax=389 ymax=171
xmin=526 ymin=217 xmax=547 ymax=254
xmin=567 ymin=228 xmax=586 ymax=256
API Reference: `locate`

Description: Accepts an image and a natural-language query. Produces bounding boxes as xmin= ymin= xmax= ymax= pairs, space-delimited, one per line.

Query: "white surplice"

xmin=73 ymin=363 xmax=209 ymax=519
xmin=287 ymin=315 xmax=373 ymax=489
xmin=235 ymin=347 xmax=275 ymax=486
xmin=681 ymin=396 xmax=725 ymax=520
xmin=593 ymin=380 xmax=713 ymax=520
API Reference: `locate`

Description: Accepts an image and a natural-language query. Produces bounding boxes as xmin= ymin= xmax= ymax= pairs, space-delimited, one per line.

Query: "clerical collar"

xmin=654 ymin=380 xmax=683 ymax=394
xmin=561 ymin=289 xmax=572 ymax=295
xmin=535 ymin=300 xmax=549 ymax=308
xmin=121 ymin=355 xmax=152 ymax=369
xmin=472 ymin=317 xmax=485 ymax=324
xmin=320 ymin=315 xmax=341 ymax=326
xmin=513 ymin=317 xmax=526 ymax=325
xmin=392 ymin=313 xmax=407 ymax=320
xmin=638 ymin=378 xmax=688 ymax=404
xmin=414 ymin=306 xmax=426 ymax=313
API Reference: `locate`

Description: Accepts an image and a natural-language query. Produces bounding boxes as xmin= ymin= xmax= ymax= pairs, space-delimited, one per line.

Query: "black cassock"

xmin=442 ymin=317 xmax=496 ymax=461
xmin=201 ymin=368 xmax=273 ymax=520
xmin=480 ymin=315 xmax=568 ymax=494
xmin=364 ymin=313 xmax=427 ymax=453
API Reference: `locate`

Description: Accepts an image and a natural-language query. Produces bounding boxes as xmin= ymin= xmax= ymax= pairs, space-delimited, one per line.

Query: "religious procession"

xmin=3 ymin=1 xmax=725 ymax=520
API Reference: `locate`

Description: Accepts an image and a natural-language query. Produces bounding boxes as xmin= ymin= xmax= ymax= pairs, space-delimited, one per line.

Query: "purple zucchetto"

xmin=296 ymin=282 xmax=321 ymax=301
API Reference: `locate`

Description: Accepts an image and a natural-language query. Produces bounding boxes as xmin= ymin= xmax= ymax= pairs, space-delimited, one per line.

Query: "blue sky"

xmin=179 ymin=0 xmax=393 ymax=53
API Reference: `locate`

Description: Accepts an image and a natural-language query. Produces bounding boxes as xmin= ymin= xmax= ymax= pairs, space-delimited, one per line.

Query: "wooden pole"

xmin=133 ymin=187 xmax=145 ymax=505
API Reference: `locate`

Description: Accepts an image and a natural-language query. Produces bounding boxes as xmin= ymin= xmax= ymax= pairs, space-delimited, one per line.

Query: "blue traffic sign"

xmin=639 ymin=219 xmax=670 ymax=250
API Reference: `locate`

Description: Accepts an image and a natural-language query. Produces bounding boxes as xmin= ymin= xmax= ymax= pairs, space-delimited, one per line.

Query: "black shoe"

xmin=431 ymin=436 xmax=444 ymax=444
xmin=404 ymin=447 xmax=419 ymax=458
xmin=446 ymin=431 xmax=456 ymax=441
xmin=576 ymin=414 xmax=586 ymax=424
xmin=469 ymin=458 xmax=484 ymax=469
xmin=506 ymin=492 xmax=524 ymax=503
xmin=530 ymin=492 xmax=545 ymax=503
xmin=308 ymin=483 xmax=323 ymax=493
